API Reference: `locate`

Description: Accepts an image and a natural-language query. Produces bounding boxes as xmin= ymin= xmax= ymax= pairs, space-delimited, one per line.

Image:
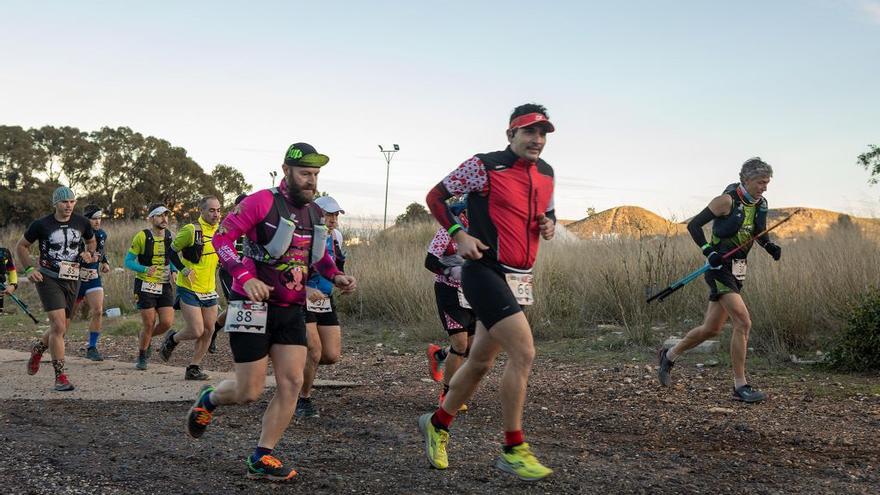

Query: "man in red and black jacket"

xmin=418 ymin=103 xmax=556 ymax=481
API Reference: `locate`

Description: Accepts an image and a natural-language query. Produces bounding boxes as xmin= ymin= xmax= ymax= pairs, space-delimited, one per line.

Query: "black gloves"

xmin=764 ymin=242 xmax=782 ymax=261
xmin=702 ymin=245 xmax=723 ymax=269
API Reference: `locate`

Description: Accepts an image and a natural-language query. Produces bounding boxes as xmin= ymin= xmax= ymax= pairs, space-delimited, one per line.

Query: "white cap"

xmin=315 ymin=196 xmax=345 ymax=214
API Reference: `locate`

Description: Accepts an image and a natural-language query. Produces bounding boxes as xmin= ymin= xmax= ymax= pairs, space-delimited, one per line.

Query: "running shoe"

xmin=134 ymin=355 xmax=148 ymax=371
xmin=438 ymin=390 xmax=468 ymax=412
xmin=427 ymin=344 xmax=445 ymax=382
xmin=186 ymin=385 xmax=215 ymax=439
xmin=418 ymin=413 xmax=449 ymax=469
xmin=657 ymin=348 xmax=675 ymax=387
xmin=86 ymin=346 xmax=104 ymax=361
xmin=158 ymin=330 xmax=178 ymax=362
xmin=185 ymin=365 xmax=210 ymax=381
xmin=732 ymin=384 xmax=767 ymax=403
xmin=246 ymin=454 xmax=297 ymax=482
xmin=54 ymin=374 xmax=75 ymax=392
xmin=294 ymin=397 xmax=319 ymax=418
xmin=495 ymin=443 xmax=553 ymax=481
xmin=27 ymin=341 xmax=46 ymax=375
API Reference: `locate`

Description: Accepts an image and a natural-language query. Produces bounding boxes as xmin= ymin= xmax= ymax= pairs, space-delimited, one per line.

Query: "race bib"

xmin=225 ymin=300 xmax=268 ymax=334
xmin=196 ymin=291 xmax=218 ymax=301
xmin=505 ymin=273 xmax=534 ymax=306
xmin=79 ymin=267 xmax=99 ymax=281
xmin=141 ymin=281 xmax=164 ymax=295
xmin=457 ymin=288 xmax=471 ymax=309
xmin=58 ymin=261 xmax=80 ymax=281
xmin=307 ymin=296 xmax=333 ymax=313
xmin=732 ymin=259 xmax=747 ymax=281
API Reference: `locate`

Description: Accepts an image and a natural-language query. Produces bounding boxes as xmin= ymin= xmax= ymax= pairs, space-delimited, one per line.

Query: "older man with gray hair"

xmin=658 ymin=157 xmax=782 ymax=403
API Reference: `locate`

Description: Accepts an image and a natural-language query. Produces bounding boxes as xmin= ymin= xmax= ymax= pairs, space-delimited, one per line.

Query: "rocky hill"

xmin=565 ymin=206 xmax=879 ymax=240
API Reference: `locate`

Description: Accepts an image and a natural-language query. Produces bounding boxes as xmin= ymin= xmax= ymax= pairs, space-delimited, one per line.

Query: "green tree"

xmin=395 ymin=202 xmax=433 ymax=225
xmin=211 ymin=164 xmax=252 ymax=206
xmin=857 ymin=144 xmax=880 ymax=185
xmin=90 ymin=126 xmax=146 ymax=216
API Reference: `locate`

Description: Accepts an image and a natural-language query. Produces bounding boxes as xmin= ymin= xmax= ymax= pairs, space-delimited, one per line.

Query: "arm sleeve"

xmin=213 ymin=191 xmax=269 ymax=286
xmin=124 ymin=252 xmax=147 ymax=273
xmin=426 ymin=157 xmax=489 ymax=231
xmin=313 ymin=250 xmax=341 ymax=281
xmin=168 ymin=249 xmax=186 ymax=271
xmin=7 ymin=266 xmax=17 ymax=285
xmin=687 ymin=207 xmax=716 ymax=249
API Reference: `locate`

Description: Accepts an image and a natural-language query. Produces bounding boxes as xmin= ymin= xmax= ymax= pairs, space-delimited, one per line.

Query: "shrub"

xmin=824 ymin=287 xmax=880 ymax=371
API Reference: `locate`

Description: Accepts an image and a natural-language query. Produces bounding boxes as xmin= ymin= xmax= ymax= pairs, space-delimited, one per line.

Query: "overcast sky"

xmin=2 ymin=0 xmax=878 ymax=223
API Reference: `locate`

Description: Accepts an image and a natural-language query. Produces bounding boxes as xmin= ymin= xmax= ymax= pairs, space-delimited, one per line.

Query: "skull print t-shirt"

xmin=24 ymin=213 xmax=95 ymax=278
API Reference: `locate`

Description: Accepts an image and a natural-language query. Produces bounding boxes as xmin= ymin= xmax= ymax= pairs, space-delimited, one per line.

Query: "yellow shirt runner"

xmin=172 ymin=217 xmax=219 ymax=294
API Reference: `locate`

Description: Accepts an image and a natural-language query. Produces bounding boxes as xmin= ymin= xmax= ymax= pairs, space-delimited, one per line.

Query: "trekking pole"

xmin=646 ymin=208 xmax=803 ymax=303
xmin=0 ymin=283 xmax=40 ymax=324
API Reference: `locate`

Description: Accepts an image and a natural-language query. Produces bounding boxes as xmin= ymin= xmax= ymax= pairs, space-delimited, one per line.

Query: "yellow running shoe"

xmin=438 ymin=390 xmax=468 ymax=412
xmin=495 ymin=443 xmax=553 ymax=481
xmin=418 ymin=413 xmax=449 ymax=469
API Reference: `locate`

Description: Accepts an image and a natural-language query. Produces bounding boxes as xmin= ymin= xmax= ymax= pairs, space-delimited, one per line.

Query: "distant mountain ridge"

xmin=563 ymin=206 xmax=879 ymax=240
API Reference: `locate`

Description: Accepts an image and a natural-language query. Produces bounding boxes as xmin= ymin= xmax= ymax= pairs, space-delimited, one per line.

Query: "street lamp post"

xmin=378 ymin=144 xmax=400 ymax=229
xmin=269 ymin=170 xmax=278 ymax=187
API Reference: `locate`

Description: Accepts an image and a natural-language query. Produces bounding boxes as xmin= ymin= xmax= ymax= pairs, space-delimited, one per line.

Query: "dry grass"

xmin=3 ymin=219 xmax=878 ymax=357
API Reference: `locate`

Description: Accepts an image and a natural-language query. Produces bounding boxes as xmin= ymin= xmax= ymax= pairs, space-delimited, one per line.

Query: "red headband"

xmin=508 ymin=112 xmax=555 ymax=132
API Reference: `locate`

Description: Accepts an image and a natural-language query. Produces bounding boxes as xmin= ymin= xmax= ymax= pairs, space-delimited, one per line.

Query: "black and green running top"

xmin=711 ymin=183 xmax=768 ymax=259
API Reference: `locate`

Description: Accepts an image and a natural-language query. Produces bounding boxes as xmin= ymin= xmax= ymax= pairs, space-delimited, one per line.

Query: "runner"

xmin=124 ymin=203 xmax=177 ymax=371
xmin=209 ymin=193 xmax=248 ymax=354
xmin=72 ymin=205 xmax=111 ymax=361
xmin=296 ymin=194 xmax=348 ymax=418
xmin=185 ymin=142 xmax=356 ymax=482
xmin=658 ymin=157 xmax=781 ymax=403
xmin=16 ymin=186 xmax=97 ymax=391
xmin=158 ymin=196 xmax=222 ymax=380
xmin=418 ymin=103 xmax=557 ymax=480
xmin=0 ymin=245 xmax=18 ymax=315
xmin=424 ymin=198 xmax=475 ymax=412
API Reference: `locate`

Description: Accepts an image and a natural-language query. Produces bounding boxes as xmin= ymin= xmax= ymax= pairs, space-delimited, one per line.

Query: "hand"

xmin=453 ymin=231 xmax=489 ymax=260
xmin=333 ymin=274 xmax=357 ymax=294
xmin=183 ymin=267 xmax=196 ymax=284
xmin=146 ymin=265 xmax=158 ymax=277
xmin=306 ymin=286 xmax=326 ymax=303
xmin=764 ymin=242 xmax=782 ymax=261
xmin=537 ymin=213 xmax=555 ymax=240
xmin=2 ymin=284 xmax=14 ymax=296
xmin=28 ymin=270 xmax=43 ymax=283
xmin=80 ymin=251 xmax=96 ymax=264
xmin=448 ymin=265 xmax=462 ymax=282
xmin=243 ymin=278 xmax=274 ymax=302
xmin=101 ymin=262 xmax=111 ymax=274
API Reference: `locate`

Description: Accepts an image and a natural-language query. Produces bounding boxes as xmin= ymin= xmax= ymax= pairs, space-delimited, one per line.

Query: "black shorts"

xmin=35 ymin=275 xmax=79 ymax=317
xmin=218 ymin=269 xmax=233 ymax=300
xmin=134 ymin=279 xmax=175 ymax=310
xmin=460 ymin=261 xmax=523 ymax=331
xmin=305 ymin=295 xmax=340 ymax=326
xmin=434 ymin=282 xmax=476 ymax=336
xmin=227 ymin=291 xmax=308 ymax=363
xmin=704 ymin=264 xmax=743 ymax=302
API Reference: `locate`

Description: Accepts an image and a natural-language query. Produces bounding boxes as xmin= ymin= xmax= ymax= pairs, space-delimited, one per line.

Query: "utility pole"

xmin=269 ymin=170 xmax=277 ymax=187
xmin=378 ymin=144 xmax=400 ymax=229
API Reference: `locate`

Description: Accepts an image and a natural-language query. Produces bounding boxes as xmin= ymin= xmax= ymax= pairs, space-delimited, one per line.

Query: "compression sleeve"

xmin=7 ymin=269 xmax=17 ymax=285
xmin=687 ymin=207 xmax=716 ymax=249
xmin=124 ymin=252 xmax=148 ymax=273
xmin=426 ymin=184 xmax=456 ymax=231
xmin=168 ymin=249 xmax=186 ymax=271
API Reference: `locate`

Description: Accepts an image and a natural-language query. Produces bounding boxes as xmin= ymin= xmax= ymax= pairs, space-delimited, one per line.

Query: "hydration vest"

xmin=138 ymin=229 xmax=173 ymax=267
xmin=242 ymin=188 xmax=328 ymax=266
xmin=712 ymin=183 xmax=768 ymax=240
xmin=181 ymin=222 xmax=204 ymax=263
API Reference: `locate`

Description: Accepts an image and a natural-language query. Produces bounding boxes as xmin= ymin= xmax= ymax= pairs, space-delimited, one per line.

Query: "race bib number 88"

xmin=505 ymin=273 xmax=534 ymax=306
xmin=225 ymin=300 xmax=268 ymax=334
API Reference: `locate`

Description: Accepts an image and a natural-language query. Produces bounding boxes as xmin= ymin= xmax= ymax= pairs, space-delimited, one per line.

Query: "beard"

xmin=286 ymin=179 xmax=315 ymax=207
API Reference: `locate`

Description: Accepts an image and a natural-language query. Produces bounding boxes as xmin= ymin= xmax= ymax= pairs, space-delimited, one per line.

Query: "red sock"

xmin=431 ymin=406 xmax=456 ymax=430
xmin=505 ymin=430 xmax=524 ymax=448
